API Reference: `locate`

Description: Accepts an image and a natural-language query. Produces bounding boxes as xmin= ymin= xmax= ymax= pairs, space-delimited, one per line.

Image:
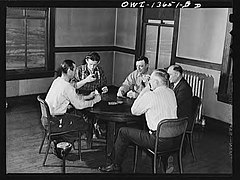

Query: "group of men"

xmin=45 ymin=52 xmax=193 ymax=173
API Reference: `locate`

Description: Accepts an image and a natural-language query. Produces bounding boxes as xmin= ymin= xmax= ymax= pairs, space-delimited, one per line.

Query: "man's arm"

xmin=175 ymin=84 xmax=192 ymax=107
xmin=131 ymin=90 xmax=151 ymax=116
xmin=70 ymin=66 xmax=96 ymax=89
xmin=117 ymin=71 xmax=136 ymax=96
xmin=75 ymin=75 xmax=96 ymax=89
xmin=66 ymin=86 xmax=101 ymax=109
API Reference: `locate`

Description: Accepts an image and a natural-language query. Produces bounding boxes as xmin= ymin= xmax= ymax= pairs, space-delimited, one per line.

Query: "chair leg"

xmin=153 ymin=154 xmax=157 ymax=174
xmin=189 ymin=133 xmax=196 ymax=161
xmin=178 ymin=151 xmax=183 ymax=174
xmin=39 ymin=130 xmax=47 ymax=154
xmin=133 ymin=146 xmax=138 ymax=173
xmin=62 ymin=154 xmax=66 ymax=174
xmin=43 ymin=138 xmax=51 ymax=166
xmin=78 ymin=131 xmax=82 ymax=161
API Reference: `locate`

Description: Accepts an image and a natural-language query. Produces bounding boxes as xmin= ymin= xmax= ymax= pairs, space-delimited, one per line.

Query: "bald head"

xmin=149 ymin=69 xmax=169 ymax=90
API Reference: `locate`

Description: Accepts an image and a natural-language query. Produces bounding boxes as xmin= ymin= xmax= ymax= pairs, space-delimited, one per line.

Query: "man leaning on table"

xmin=45 ymin=59 xmax=101 ymax=144
xmin=117 ymin=56 xmax=151 ymax=99
xmin=99 ymin=69 xmax=177 ymax=173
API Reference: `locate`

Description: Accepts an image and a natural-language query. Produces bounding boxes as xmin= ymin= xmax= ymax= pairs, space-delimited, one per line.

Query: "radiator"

xmin=182 ymin=70 xmax=206 ymax=123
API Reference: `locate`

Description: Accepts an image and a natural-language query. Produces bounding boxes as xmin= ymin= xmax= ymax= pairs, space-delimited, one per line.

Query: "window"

xmin=138 ymin=8 xmax=176 ymax=71
xmin=6 ymin=7 xmax=54 ymax=80
xmin=143 ymin=21 xmax=174 ymax=71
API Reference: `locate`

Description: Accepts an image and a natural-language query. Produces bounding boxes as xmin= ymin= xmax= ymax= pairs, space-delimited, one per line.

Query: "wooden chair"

xmin=133 ymin=117 xmax=188 ymax=174
xmin=37 ymin=95 xmax=88 ymax=166
xmin=185 ymin=96 xmax=201 ymax=161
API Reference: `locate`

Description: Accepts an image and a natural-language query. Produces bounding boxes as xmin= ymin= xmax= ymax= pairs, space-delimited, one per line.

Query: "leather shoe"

xmin=98 ymin=163 xmax=121 ymax=173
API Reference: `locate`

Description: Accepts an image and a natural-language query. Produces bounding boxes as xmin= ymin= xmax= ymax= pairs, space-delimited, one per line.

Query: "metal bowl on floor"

xmin=55 ymin=142 xmax=72 ymax=159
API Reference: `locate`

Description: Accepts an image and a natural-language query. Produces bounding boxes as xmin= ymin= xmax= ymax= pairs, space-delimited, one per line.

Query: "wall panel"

xmin=177 ymin=8 xmax=228 ymax=64
xmin=55 ymin=8 xmax=116 ymax=47
xmin=6 ymin=81 xmax=19 ymax=97
xmin=115 ymin=8 xmax=137 ymax=49
xmin=113 ymin=52 xmax=135 ymax=86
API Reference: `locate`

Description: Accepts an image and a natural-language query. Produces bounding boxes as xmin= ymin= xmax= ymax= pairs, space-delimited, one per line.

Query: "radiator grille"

xmin=182 ymin=70 xmax=206 ymax=123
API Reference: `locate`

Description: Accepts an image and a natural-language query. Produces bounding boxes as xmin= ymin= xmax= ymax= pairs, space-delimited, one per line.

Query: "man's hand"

xmin=127 ymin=90 xmax=138 ymax=99
xmin=101 ymin=86 xmax=108 ymax=94
xmin=89 ymin=91 xmax=96 ymax=99
xmin=142 ymin=74 xmax=150 ymax=83
xmin=67 ymin=104 xmax=73 ymax=109
xmin=117 ymin=89 xmax=125 ymax=97
xmin=86 ymin=74 xmax=97 ymax=83
xmin=94 ymin=94 xmax=101 ymax=103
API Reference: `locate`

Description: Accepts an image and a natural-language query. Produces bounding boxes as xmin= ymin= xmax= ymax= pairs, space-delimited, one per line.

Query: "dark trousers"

xmin=50 ymin=112 xmax=89 ymax=144
xmin=113 ymin=127 xmax=177 ymax=166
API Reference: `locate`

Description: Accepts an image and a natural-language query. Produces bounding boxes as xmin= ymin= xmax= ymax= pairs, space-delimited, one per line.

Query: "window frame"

xmin=135 ymin=8 xmax=177 ymax=70
xmin=6 ymin=7 xmax=55 ymax=81
xmin=217 ymin=10 xmax=232 ymax=105
xmin=141 ymin=21 xmax=174 ymax=69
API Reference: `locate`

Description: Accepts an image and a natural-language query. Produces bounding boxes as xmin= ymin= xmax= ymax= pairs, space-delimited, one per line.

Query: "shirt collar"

xmin=153 ymin=85 xmax=167 ymax=92
xmin=173 ymin=77 xmax=182 ymax=89
xmin=136 ymin=69 xmax=150 ymax=77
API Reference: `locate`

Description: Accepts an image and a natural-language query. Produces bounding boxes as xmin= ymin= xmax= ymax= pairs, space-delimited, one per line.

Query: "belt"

xmin=149 ymin=130 xmax=156 ymax=135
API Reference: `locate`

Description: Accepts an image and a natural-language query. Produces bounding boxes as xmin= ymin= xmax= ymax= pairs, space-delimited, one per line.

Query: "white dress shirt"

xmin=46 ymin=77 xmax=99 ymax=115
xmin=131 ymin=86 xmax=177 ymax=131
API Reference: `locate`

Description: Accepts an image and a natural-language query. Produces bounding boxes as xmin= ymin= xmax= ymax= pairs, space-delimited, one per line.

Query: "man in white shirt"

xmin=99 ymin=69 xmax=177 ymax=172
xmin=117 ymin=56 xmax=151 ymax=99
xmin=45 ymin=59 xmax=101 ymax=144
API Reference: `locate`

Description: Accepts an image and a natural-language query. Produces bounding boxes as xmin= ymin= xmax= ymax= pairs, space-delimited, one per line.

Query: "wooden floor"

xmin=6 ymin=96 xmax=232 ymax=174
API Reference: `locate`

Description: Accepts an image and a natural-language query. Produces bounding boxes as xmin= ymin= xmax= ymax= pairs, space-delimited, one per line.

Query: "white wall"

xmin=178 ymin=8 xmax=228 ymax=63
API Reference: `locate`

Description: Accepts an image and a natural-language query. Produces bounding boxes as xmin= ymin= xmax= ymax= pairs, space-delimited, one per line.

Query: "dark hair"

xmin=154 ymin=69 xmax=170 ymax=84
xmin=84 ymin=51 xmax=100 ymax=63
xmin=173 ymin=64 xmax=183 ymax=74
xmin=136 ymin=56 xmax=149 ymax=64
xmin=60 ymin=59 xmax=75 ymax=74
